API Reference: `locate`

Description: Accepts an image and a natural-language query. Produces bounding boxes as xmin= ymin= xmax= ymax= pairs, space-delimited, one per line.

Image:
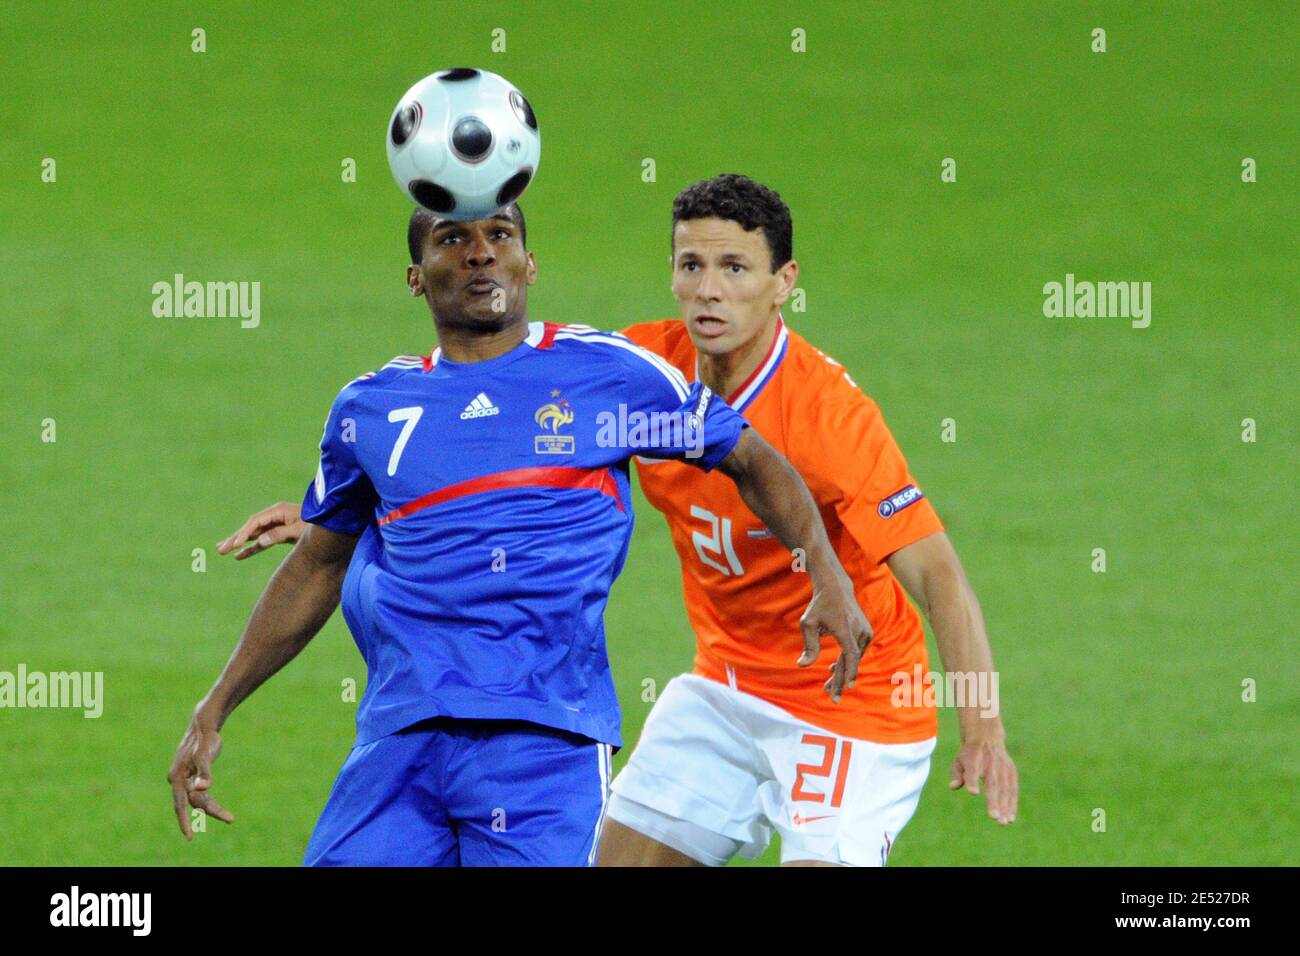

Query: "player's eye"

xmin=492 ymin=229 xmax=510 ymax=239
xmin=682 ymin=261 xmax=698 ymax=271
xmin=729 ymin=263 xmax=745 ymax=273
xmin=439 ymin=233 xmax=462 ymax=245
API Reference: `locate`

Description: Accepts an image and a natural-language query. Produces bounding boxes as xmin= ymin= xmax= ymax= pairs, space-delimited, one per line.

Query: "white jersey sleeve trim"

xmin=553 ymin=329 xmax=690 ymax=401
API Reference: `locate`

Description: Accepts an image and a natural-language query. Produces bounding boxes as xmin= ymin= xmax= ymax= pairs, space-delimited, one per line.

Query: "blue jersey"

xmin=303 ymin=321 xmax=748 ymax=748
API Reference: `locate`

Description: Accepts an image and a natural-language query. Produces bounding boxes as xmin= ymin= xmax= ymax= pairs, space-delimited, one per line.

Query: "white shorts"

xmin=608 ymin=674 xmax=935 ymax=866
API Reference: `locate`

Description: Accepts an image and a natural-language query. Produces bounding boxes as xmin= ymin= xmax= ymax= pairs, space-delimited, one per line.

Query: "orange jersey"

xmin=622 ymin=317 xmax=943 ymax=742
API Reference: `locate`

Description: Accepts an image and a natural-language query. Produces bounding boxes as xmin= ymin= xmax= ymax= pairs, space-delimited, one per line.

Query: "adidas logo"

xmin=459 ymin=392 xmax=500 ymax=420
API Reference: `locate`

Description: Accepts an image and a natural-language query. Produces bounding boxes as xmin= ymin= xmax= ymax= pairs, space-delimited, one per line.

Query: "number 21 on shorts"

xmin=791 ymin=734 xmax=853 ymax=806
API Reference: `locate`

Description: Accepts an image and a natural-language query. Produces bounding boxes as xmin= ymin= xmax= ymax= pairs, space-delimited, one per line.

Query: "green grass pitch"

xmin=1 ymin=1 xmax=1295 ymax=865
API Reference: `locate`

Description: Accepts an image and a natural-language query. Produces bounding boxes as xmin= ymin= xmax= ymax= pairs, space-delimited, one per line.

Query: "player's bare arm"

xmin=887 ymin=532 xmax=1019 ymax=825
xmin=168 ymin=522 xmax=359 ymax=841
xmin=716 ymin=428 xmax=871 ymax=701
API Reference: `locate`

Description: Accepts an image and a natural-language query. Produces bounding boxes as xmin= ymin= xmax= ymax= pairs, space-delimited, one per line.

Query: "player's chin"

xmin=456 ymin=298 xmax=515 ymax=330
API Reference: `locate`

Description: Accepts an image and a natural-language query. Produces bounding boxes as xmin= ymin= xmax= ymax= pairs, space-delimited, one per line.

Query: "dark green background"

xmin=2 ymin=1 xmax=1295 ymax=865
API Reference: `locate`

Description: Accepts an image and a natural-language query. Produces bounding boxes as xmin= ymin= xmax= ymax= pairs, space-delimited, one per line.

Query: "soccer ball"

xmin=386 ymin=68 xmax=541 ymax=221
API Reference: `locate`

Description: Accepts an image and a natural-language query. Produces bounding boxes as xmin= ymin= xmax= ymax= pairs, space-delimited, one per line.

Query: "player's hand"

xmin=949 ymin=736 xmax=1018 ymax=825
xmin=798 ymin=578 xmax=872 ymax=704
xmin=217 ymin=502 xmax=306 ymax=559
xmin=167 ymin=716 xmax=235 ymax=840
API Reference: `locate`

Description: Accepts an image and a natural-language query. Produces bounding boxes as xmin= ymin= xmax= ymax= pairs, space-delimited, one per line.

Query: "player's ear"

xmin=524 ymin=250 xmax=538 ymax=286
xmin=407 ymin=264 xmax=424 ymax=297
xmin=773 ymin=258 xmax=799 ymax=307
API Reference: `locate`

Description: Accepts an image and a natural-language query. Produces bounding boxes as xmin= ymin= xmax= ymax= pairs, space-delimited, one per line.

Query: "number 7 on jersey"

xmin=386 ymin=406 xmax=423 ymax=476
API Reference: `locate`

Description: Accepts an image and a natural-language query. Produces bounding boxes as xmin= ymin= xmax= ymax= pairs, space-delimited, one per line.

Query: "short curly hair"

xmin=671 ymin=174 xmax=792 ymax=272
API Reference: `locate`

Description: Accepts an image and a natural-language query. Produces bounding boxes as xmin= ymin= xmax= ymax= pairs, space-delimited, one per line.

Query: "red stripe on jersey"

xmin=726 ymin=317 xmax=785 ymax=405
xmin=538 ymin=322 xmax=560 ymax=349
xmin=378 ymin=465 xmax=623 ymax=526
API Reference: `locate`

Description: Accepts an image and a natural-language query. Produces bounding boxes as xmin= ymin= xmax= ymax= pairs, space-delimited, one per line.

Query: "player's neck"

xmin=697 ymin=313 xmax=780 ymax=399
xmin=434 ymin=317 xmax=528 ymax=363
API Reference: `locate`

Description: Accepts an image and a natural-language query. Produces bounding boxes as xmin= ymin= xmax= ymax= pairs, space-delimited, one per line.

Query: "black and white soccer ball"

xmin=386 ymin=68 xmax=540 ymax=221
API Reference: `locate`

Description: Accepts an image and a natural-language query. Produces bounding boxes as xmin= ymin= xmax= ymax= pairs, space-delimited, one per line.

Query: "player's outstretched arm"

xmin=887 ymin=532 xmax=1018 ymax=825
xmin=715 ymin=429 xmax=872 ymax=702
xmin=168 ymin=522 xmax=358 ymax=840
xmin=217 ymin=501 xmax=307 ymax=559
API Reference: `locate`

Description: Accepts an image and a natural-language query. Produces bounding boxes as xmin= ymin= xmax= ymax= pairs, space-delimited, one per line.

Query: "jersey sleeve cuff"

xmin=693 ymin=421 xmax=749 ymax=473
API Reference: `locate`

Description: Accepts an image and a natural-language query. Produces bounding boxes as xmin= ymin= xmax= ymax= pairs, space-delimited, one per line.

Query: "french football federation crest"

xmin=534 ymin=398 xmax=575 ymax=455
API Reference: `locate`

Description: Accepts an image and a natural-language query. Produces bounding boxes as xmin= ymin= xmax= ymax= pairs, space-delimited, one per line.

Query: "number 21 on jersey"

xmin=690 ymin=505 xmax=744 ymax=576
